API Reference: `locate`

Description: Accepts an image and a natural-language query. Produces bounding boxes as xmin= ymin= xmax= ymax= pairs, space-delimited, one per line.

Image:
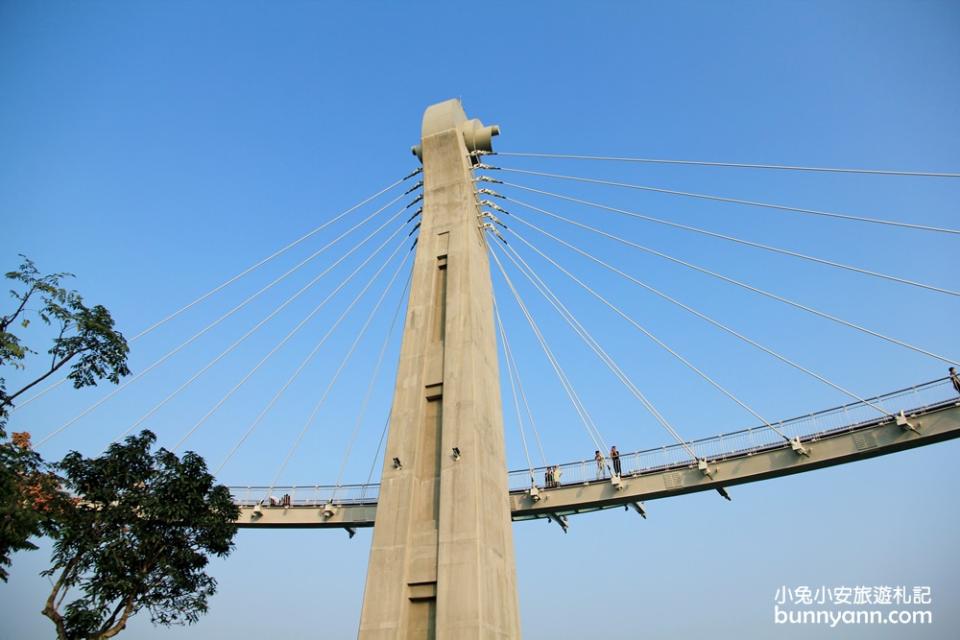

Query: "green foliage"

xmin=0 ymin=257 xmax=70 ymax=374
xmin=42 ymin=431 xmax=239 ymax=640
xmin=0 ymin=257 xmax=236 ymax=638
xmin=0 ymin=440 xmax=39 ymax=579
xmin=1 ymin=255 xmax=131 ymax=584
xmin=0 ymin=432 xmax=65 ymax=582
xmin=0 ymin=255 xmax=130 ymax=428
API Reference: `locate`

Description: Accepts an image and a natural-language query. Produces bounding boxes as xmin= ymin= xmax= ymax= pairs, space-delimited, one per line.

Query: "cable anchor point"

xmin=610 ymin=474 xmax=624 ymax=491
xmin=790 ymin=437 xmax=809 ymax=456
xmin=478 ymin=200 xmax=508 ymax=214
xmin=478 ymin=211 xmax=507 ymax=229
xmin=481 ymin=222 xmax=507 ymax=244
xmin=896 ymin=410 xmax=920 ymax=433
xmin=698 ymin=458 xmax=713 ymax=478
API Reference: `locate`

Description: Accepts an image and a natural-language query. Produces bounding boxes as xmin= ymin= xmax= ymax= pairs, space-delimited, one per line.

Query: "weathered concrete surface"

xmin=357 ymin=100 xmax=520 ymax=640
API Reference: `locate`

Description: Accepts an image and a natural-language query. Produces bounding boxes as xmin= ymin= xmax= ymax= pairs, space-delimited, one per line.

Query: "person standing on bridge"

xmin=610 ymin=445 xmax=621 ymax=477
xmin=595 ymin=450 xmax=605 ymax=479
xmin=950 ymin=367 xmax=960 ymax=395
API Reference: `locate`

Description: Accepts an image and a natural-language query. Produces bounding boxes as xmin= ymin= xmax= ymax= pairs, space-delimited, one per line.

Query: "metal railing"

xmin=230 ymin=482 xmax=380 ymax=507
xmin=229 ymin=377 xmax=958 ymax=506
xmin=506 ymin=377 xmax=956 ymax=491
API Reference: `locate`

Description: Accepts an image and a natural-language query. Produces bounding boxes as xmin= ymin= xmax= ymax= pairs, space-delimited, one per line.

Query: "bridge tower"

xmin=358 ymin=100 xmax=521 ymax=639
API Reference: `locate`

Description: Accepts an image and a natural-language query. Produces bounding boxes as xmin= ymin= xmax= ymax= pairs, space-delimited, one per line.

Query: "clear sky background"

xmin=2 ymin=1 xmax=959 ymax=638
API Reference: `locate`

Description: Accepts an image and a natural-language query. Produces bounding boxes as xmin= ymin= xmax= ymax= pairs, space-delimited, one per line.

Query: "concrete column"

xmin=358 ymin=100 xmax=521 ymax=639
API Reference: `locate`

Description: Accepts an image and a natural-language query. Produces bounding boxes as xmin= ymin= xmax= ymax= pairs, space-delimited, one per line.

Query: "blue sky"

xmin=2 ymin=1 xmax=959 ymax=638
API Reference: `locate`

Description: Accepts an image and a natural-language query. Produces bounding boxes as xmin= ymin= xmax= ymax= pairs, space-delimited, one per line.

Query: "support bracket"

xmin=790 ymin=437 xmax=810 ymax=456
xmin=896 ymin=410 xmax=920 ymax=433
xmin=698 ymin=458 xmax=713 ymax=478
xmin=547 ymin=513 xmax=569 ymax=534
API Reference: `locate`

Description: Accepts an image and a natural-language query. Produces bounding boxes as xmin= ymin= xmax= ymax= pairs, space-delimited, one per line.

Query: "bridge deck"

xmin=232 ymin=379 xmax=960 ymax=530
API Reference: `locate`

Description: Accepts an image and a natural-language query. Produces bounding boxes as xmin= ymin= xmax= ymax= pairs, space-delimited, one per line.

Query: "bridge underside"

xmin=236 ymin=400 xmax=960 ymax=530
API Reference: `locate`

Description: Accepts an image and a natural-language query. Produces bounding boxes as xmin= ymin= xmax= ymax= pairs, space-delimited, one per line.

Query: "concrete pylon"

xmin=358 ymin=100 xmax=521 ymax=639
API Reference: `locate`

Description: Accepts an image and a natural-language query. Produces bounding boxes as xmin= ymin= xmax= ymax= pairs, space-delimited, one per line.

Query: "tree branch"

xmin=43 ymin=555 xmax=80 ymax=640
xmin=55 ymin=581 xmax=71 ymax=610
xmin=4 ymin=349 xmax=80 ymax=405
xmin=51 ymin=320 xmax=69 ymax=370
xmin=0 ymin=284 xmax=37 ymax=333
xmin=97 ymin=595 xmax=137 ymax=639
xmin=99 ymin=597 xmax=129 ymax=635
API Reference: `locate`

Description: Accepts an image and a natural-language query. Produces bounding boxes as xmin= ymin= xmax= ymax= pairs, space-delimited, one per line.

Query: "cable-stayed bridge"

xmin=229 ymin=378 xmax=960 ymax=532
xmin=15 ymin=99 xmax=960 ymax=638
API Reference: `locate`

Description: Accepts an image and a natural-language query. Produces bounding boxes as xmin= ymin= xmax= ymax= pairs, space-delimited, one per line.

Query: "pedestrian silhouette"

xmin=594 ymin=450 xmax=605 ymax=479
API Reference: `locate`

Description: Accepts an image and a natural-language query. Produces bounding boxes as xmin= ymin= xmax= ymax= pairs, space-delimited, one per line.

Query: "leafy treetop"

xmin=42 ymin=430 xmax=239 ymax=640
xmin=1 ymin=255 xmax=130 ymax=430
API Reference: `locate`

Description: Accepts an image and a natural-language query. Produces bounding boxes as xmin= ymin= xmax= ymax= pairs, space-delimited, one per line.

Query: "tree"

xmin=1 ymin=256 xmax=131 ymax=581
xmin=0 ymin=255 xmax=130 ymax=423
xmin=0 ymin=431 xmax=66 ymax=581
xmin=42 ymin=430 xmax=239 ymax=640
xmin=0 ymin=257 xmax=238 ymax=637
